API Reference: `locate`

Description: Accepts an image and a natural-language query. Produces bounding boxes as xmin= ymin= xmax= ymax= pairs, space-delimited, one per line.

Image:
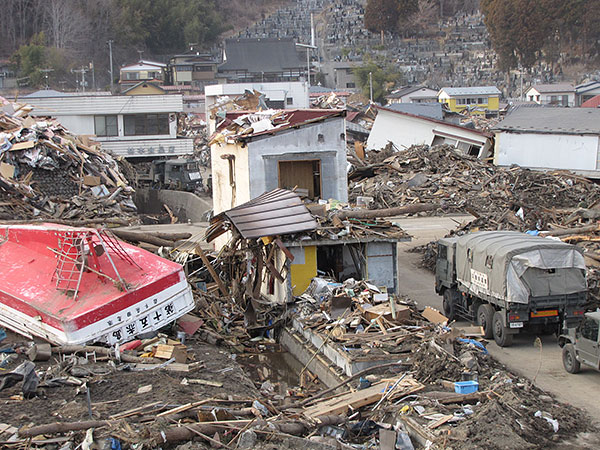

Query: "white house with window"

xmin=23 ymin=92 xmax=193 ymax=158
xmin=525 ymin=84 xmax=575 ymax=107
xmin=119 ymin=60 xmax=167 ymax=90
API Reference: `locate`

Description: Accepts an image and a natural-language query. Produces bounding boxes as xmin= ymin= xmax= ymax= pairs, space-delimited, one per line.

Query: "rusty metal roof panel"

xmin=206 ymin=189 xmax=317 ymax=241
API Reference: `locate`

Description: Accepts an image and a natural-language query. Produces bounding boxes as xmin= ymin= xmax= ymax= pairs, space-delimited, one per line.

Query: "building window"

xmin=124 ymin=72 xmax=139 ymax=81
xmin=286 ymin=97 xmax=294 ymax=105
xmin=123 ymin=114 xmax=169 ymax=136
xmin=194 ymin=65 xmax=213 ymax=72
xmin=346 ymin=82 xmax=356 ymax=88
xmin=177 ymin=65 xmax=193 ymax=72
xmin=94 ymin=115 xmax=118 ymax=137
xmin=147 ymin=71 xmax=162 ymax=79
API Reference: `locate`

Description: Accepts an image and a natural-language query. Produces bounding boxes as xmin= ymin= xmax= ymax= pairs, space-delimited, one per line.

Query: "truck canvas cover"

xmin=455 ymin=231 xmax=586 ymax=304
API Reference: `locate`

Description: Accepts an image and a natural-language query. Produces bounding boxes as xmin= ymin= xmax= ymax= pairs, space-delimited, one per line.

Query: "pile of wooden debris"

xmin=0 ymin=97 xmax=137 ymax=224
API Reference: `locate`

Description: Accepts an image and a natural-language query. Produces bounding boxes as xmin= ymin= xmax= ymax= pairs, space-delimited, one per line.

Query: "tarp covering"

xmin=455 ymin=231 xmax=586 ymax=304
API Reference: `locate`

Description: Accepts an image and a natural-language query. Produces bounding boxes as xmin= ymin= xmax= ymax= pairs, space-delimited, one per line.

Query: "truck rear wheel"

xmin=493 ymin=311 xmax=513 ymax=347
xmin=477 ymin=304 xmax=495 ymax=339
xmin=562 ymin=344 xmax=581 ymax=374
xmin=442 ymin=289 xmax=456 ymax=321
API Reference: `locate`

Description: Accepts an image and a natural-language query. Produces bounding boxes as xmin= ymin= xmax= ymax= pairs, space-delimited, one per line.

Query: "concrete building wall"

xmin=210 ymin=141 xmax=251 ymax=216
xmin=247 ymin=118 xmax=348 ymax=202
xmin=495 ymin=132 xmax=599 ymax=172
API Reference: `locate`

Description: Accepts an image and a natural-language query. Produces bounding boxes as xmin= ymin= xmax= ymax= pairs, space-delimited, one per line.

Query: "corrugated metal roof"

xmin=440 ymin=86 xmax=501 ymax=96
xmin=494 ymin=106 xmax=600 ymax=134
xmin=206 ymin=189 xmax=317 ymax=241
xmin=25 ymin=94 xmax=184 ymax=115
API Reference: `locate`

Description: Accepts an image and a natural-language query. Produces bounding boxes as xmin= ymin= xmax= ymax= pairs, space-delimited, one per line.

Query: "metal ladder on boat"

xmin=52 ymin=229 xmax=141 ymax=300
xmin=53 ymin=231 xmax=87 ymax=297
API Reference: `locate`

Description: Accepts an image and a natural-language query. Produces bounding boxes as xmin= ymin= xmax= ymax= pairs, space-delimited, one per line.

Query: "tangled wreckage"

xmin=0 ymin=94 xmax=597 ymax=449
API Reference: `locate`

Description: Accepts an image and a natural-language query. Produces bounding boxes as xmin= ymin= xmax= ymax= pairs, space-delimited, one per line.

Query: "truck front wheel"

xmin=442 ymin=289 xmax=456 ymax=321
xmin=493 ymin=311 xmax=513 ymax=347
xmin=477 ymin=304 xmax=495 ymax=339
xmin=562 ymin=344 xmax=581 ymax=374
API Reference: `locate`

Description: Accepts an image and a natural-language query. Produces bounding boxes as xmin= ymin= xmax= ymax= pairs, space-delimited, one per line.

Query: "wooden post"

xmin=195 ymin=245 xmax=229 ymax=298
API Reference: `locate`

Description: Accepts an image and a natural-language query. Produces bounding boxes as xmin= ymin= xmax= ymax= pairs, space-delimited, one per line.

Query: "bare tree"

xmin=43 ymin=0 xmax=89 ymax=51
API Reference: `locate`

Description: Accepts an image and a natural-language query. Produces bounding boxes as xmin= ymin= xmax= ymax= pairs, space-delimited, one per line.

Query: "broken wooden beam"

xmin=333 ymin=203 xmax=438 ymax=220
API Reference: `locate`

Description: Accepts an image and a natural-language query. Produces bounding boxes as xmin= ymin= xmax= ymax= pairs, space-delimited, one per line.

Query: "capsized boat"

xmin=0 ymin=224 xmax=195 ymax=345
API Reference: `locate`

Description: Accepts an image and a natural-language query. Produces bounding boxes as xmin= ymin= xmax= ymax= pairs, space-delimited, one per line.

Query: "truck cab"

xmin=435 ymin=237 xmax=457 ymax=294
xmin=559 ymin=311 xmax=600 ymax=373
xmin=152 ymin=159 xmax=203 ymax=192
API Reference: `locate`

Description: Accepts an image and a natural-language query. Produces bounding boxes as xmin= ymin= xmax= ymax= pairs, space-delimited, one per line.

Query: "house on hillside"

xmin=209 ymin=109 xmax=348 ymax=219
xmin=217 ymin=38 xmax=306 ymax=83
xmin=119 ymin=60 xmax=166 ymax=90
xmin=23 ymin=91 xmax=193 ymax=158
xmin=385 ymin=86 xmax=438 ymax=105
xmin=367 ymin=105 xmax=493 ymax=158
xmin=525 ymin=84 xmax=575 ymax=107
xmin=169 ymin=52 xmax=218 ymax=88
xmin=493 ymin=106 xmax=600 ymax=178
xmin=438 ymin=86 xmax=501 ymax=115
xmin=575 ymin=81 xmax=600 ymax=106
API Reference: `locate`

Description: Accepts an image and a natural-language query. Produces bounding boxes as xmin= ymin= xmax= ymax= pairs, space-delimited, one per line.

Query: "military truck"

xmin=559 ymin=311 xmax=600 ymax=373
xmin=435 ymin=231 xmax=587 ymax=346
xmin=137 ymin=158 xmax=203 ymax=192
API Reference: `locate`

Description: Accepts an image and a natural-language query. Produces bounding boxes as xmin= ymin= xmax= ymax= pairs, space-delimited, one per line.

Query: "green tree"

xmin=12 ymin=32 xmax=47 ymax=87
xmin=113 ymin=0 xmax=226 ymax=55
xmin=354 ymin=60 xmax=402 ymax=104
xmin=364 ymin=0 xmax=418 ymax=42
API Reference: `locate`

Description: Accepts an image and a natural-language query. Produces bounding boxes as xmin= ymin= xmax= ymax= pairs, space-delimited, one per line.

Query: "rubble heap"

xmin=349 ymin=144 xmax=600 ymax=231
xmin=0 ymin=98 xmax=137 ymax=224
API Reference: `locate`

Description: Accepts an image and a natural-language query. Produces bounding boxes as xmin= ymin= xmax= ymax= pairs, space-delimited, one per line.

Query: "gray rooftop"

xmin=219 ymin=38 xmax=305 ymax=74
xmin=494 ymin=106 xmax=600 ymax=135
xmin=388 ymin=102 xmax=443 ymax=120
xmin=528 ymin=83 xmax=574 ymax=93
xmin=440 ymin=86 xmax=501 ymax=96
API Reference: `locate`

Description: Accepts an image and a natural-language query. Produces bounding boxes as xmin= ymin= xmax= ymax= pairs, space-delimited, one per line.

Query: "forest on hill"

xmin=0 ymin=0 xmax=285 ymax=89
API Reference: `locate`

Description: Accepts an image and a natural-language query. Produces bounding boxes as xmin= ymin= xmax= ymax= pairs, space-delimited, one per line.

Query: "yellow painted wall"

xmin=442 ymin=96 xmax=499 ymax=114
xmin=290 ymin=246 xmax=317 ymax=296
xmin=125 ymin=83 xmax=165 ymax=96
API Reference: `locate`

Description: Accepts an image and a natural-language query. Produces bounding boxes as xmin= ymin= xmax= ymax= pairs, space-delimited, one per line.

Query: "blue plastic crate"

xmin=454 ymin=380 xmax=479 ymax=394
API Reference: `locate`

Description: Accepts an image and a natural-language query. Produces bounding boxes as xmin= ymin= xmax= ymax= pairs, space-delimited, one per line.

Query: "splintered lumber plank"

xmin=303 ymin=377 xmax=423 ymax=419
xmin=195 ymin=245 xmax=229 ymax=297
xmin=110 ymin=401 xmax=164 ymax=420
xmin=427 ymin=414 xmax=454 ymax=429
xmin=274 ymin=238 xmax=294 ymax=261
xmin=157 ymin=399 xmax=215 ymax=417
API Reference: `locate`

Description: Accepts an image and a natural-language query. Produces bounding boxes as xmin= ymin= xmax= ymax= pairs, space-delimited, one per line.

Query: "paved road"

xmin=393 ymin=216 xmax=600 ymax=425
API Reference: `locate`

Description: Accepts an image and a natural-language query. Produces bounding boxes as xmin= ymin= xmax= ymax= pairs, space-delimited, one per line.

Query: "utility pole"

xmin=72 ymin=66 xmax=89 ymax=92
xmin=39 ymin=68 xmax=54 ymax=90
xmin=107 ymin=40 xmax=114 ymax=93
xmin=137 ymin=50 xmax=144 ymax=61
xmin=295 ymin=43 xmax=317 ymax=87
xmin=369 ymin=72 xmax=373 ymax=103
xmin=90 ymin=62 xmax=95 ymax=91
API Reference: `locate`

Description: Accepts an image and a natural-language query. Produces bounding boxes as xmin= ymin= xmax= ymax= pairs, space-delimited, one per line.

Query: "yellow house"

xmin=123 ymin=81 xmax=166 ymax=96
xmin=438 ymin=86 xmax=501 ymax=115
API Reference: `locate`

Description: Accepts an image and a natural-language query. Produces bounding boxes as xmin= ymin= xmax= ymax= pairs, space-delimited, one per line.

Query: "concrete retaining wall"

xmin=135 ymin=188 xmax=212 ymax=222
